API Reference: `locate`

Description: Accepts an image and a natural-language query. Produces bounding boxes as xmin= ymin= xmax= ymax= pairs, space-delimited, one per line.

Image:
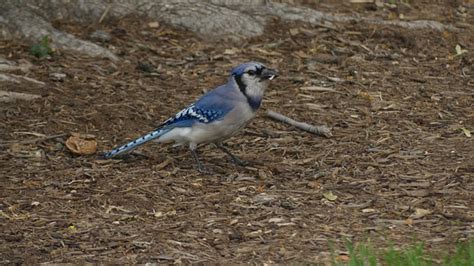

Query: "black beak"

xmin=260 ymin=68 xmax=278 ymax=80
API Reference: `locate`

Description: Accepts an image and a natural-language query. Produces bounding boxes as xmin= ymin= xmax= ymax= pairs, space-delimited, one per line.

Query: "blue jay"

xmin=104 ymin=62 xmax=278 ymax=172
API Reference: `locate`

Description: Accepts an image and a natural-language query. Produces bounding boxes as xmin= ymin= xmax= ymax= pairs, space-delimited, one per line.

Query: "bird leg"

xmin=216 ymin=143 xmax=248 ymax=166
xmin=189 ymin=145 xmax=211 ymax=174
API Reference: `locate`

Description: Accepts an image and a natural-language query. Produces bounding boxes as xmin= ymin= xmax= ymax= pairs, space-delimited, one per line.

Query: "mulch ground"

xmin=1 ymin=1 xmax=473 ymax=264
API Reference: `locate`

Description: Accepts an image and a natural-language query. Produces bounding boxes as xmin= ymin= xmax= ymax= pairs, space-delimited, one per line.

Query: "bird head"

xmin=231 ymin=62 xmax=278 ymax=102
xmin=231 ymin=61 xmax=278 ymax=84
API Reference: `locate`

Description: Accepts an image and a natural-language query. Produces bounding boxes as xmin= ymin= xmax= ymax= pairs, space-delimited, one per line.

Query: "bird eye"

xmin=247 ymin=70 xmax=256 ymax=76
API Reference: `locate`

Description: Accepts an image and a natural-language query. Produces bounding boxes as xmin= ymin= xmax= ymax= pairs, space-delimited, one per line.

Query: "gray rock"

xmin=90 ymin=30 xmax=111 ymax=42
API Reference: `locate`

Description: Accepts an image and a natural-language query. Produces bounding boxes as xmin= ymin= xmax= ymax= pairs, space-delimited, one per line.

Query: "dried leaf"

xmin=323 ymin=191 xmax=338 ymax=201
xmin=289 ymin=28 xmax=300 ymax=36
xmin=191 ymin=182 xmax=202 ymax=188
xmin=268 ymin=217 xmax=284 ymax=223
xmin=66 ymin=135 xmax=97 ymax=155
xmin=337 ymin=255 xmax=350 ymax=262
xmin=165 ymin=210 xmax=176 ymax=216
xmin=9 ymin=143 xmax=23 ymax=153
xmin=212 ymin=229 xmax=223 ymax=234
xmin=245 ymin=230 xmax=263 ymax=238
xmin=148 ymin=22 xmax=160 ymax=28
xmin=358 ymin=91 xmax=373 ymax=101
xmin=461 ymin=128 xmax=471 ymax=138
xmin=307 ymin=181 xmax=321 ymax=189
xmin=410 ymin=208 xmax=432 ymax=219
xmin=67 ymin=225 xmax=77 ymax=232
xmin=223 ymin=48 xmax=239 ymax=55
xmin=455 ymin=44 xmax=468 ymax=56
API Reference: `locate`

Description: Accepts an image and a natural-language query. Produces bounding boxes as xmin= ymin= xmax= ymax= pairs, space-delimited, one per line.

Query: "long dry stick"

xmin=0 ymin=74 xmax=45 ymax=85
xmin=266 ymin=110 xmax=332 ymax=138
xmin=0 ymin=90 xmax=41 ymax=102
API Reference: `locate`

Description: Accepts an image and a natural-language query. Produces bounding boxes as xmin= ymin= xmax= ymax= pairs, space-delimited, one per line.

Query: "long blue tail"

xmin=104 ymin=128 xmax=170 ymax=159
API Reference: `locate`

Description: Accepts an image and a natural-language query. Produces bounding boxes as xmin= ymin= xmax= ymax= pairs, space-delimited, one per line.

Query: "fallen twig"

xmin=0 ymin=58 xmax=32 ymax=72
xmin=266 ymin=110 xmax=332 ymax=137
xmin=300 ymin=86 xmax=342 ymax=94
xmin=0 ymin=73 xmax=45 ymax=85
xmin=0 ymin=90 xmax=41 ymax=102
xmin=10 ymin=74 xmax=45 ymax=85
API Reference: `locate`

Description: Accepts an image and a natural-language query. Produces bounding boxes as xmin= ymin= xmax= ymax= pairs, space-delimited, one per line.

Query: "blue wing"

xmin=160 ymin=86 xmax=234 ymax=128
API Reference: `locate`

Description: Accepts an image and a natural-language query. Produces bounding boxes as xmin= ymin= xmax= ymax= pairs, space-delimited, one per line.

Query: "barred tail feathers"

xmin=104 ymin=128 xmax=169 ymax=158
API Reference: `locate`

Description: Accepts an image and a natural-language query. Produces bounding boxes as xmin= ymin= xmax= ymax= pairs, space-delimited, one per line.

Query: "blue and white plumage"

xmin=104 ymin=61 xmax=278 ymax=172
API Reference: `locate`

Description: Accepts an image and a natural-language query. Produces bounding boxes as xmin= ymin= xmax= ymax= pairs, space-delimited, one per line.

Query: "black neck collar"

xmin=233 ymin=75 xmax=261 ymax=111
